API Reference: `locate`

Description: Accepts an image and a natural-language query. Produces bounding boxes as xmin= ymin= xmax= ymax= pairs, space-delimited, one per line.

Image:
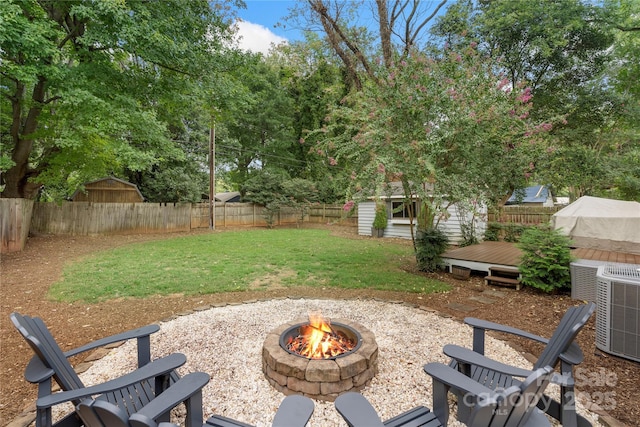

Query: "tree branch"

xmin=585 ymin=18 xmax=640 ymax=32
xmin=409 ymin=0 xmax=448 ymax=48
xmin=308 ymin=0 xmax=377 ymax=88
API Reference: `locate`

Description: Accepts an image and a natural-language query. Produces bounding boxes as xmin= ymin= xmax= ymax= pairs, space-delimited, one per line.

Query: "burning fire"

xmin=285 ymin=312 xmax=356 ymax=359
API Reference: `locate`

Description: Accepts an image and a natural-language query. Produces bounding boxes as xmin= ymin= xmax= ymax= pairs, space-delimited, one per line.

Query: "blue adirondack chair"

xmin=11 ymin=312 xmax=184 ymax=427
xmin=445 ymin=302 xmax=596 ymax=427
xmin=335 ymin=362 xmax=555 ymax=427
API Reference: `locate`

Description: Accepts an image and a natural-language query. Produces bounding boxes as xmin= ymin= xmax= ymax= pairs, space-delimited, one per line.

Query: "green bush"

xmin=416 ymin=227 xmax=450 ymax=272
xmin=504 ymin=223 xmax=525 ymax=242
xmin=373 ymin=203 xmax=388 ymax=229
xmin=518 ymin=226 xmax=574 ymax=293
xmin=484 ymin=222 xmax=501 ymax=241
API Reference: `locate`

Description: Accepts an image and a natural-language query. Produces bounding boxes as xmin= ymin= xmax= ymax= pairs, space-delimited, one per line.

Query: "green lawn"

xmin=50 ymin=228 xmax=451 ymax=302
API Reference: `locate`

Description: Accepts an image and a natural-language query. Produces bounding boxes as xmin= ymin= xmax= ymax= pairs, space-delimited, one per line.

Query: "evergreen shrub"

xmin=518 ymin=226 xmax=574 ymax=293
xmin=416 ymin=227 xmax=450 ymax=272
xmin=373 ymin=203 xmax=388 ymax=229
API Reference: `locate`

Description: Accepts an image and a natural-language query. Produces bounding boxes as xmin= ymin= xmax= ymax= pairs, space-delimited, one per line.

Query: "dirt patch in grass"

xmin=248 ymin=267 xmax=296 ymax=290
xmin=1 ymin=224 xmax=636 ymax=426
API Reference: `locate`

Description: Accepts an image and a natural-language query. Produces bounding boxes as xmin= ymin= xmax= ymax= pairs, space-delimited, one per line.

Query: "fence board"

xmin=487 ymin=206 xmax=562 ymax=225
xmin=0 ymin=198 xmax=34 ymax=253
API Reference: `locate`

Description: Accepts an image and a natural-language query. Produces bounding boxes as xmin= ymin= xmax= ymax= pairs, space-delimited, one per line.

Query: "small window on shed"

xmin=391 ymin=201 xmax=418 ymax=219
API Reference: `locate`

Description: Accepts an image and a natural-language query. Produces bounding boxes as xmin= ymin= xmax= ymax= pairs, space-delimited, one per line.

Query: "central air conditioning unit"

xmin=571 ymin=260 xmax=634 ymax=302
xmin=595 ymin=264 xmax=640 ymax=362
xmin=571 ymin=260 xmax=605 ymax=302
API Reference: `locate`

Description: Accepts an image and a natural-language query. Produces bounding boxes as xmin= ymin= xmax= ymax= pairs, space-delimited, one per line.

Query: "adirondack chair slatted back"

xmin=77 ymin=399 xmax=132 ymax=427
xmin=10 ymin=312 xmax=85 ymax=392
xmin=533 ymin=303 xmax=595 ymax=370
xmin=104 ymin=381 xmax=157 ymax=414
xmin=475 ymin=366 xmax=553 ymax=427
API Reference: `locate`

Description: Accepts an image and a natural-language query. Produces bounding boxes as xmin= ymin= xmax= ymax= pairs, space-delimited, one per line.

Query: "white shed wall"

xmin=357 ymin=200 xmax=487 ymax=245
xmin=357 ymin=202 xmax=378 ymax=236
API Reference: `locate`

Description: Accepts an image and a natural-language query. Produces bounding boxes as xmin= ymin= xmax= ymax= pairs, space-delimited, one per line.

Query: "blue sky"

xmin=235 ymin=1 xmax=302 ymax=54
xmin=235 ymin=1 xmax=448 ymax=55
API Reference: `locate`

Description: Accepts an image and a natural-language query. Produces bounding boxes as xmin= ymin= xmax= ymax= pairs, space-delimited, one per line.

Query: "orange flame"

xmin=286 ymin=312 xmax=355 ymax=359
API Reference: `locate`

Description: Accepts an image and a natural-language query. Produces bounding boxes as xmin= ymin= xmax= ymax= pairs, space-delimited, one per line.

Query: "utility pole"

xmin=209 ymin=120 xmax=216 ymax=230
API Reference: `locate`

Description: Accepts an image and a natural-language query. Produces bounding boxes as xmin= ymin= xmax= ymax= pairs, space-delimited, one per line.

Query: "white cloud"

xmin=235 ymin=21 xmax=288 ymax=55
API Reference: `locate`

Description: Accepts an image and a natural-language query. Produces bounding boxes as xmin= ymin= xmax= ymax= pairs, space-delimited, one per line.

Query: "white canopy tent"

xmin=552 ymin=196 xmax=640 ymax=255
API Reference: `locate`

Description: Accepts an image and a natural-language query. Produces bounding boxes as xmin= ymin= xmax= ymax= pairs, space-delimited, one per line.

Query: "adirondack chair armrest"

xmin=559 ymin=342 xmax=584 ymax=366
xmin=424 ymin=362 xmax=498 ymax=398
xmin=64 ymin=324 xmax=161 ymax=367
xmin=128 ymin=372 xmax=210 ymax=427
xmin=443 ymin=344 xmax=532 ymax=378
xmin=24 ymin=356 xmax=55 ymax=384
xmin=464 ymin=317 xmax=548 ymax=354
xmin=36 ymin=353 xmax=186 ymax=409
xmin=334 ymin=392 xmax=386 ymax=427
xmin=272 ymin=395 xmax=315 ymax=427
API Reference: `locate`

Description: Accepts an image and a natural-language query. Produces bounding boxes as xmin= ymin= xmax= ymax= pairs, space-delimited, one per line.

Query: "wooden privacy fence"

xmin=28 ymin=201 xmax=355 ymax=237
xmin=487 ymin=206 xmax=563 ymax=225
xmin=1 ymin=198 xmax=34 ymax=252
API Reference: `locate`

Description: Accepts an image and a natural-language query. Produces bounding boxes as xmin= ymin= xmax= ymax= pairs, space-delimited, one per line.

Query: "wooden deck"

xmin=442 ymin=241 xmax=640 ymax=273
xmin=571 ymin=247 xmax=640 ymax=264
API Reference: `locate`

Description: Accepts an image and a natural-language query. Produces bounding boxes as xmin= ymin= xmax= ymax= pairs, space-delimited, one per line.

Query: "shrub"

xmin=459 ymin=221 xmax=479 ymax=247
xmin=484 ymin=222 xmax=501 ymax=241
xmin=373 ymin=203 xmax=388 ymax=229
xmin=518 ymin=226 xmax=574 ymax=293
xmin=503 ymin=223 xmax=525 ymax=242
xmin=416 ymin=227 xmax=450 ymax=272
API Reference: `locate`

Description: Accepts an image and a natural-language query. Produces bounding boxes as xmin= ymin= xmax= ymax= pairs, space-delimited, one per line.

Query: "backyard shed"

xmin=71 ymin=176 xmax=144 ymax=203
xmin=357 ymin=182 xmax=486 ymax=245
xmin=215 ymin=191 xmax=241 ymax=203
xmin=552 ymin=196 xmax=640 ymax=255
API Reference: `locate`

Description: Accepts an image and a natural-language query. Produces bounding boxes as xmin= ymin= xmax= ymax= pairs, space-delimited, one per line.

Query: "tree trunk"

xmin=2 ymin=77 xmax=47 ymax=199
xmin=376 ymin=0 xmax=393 ymax=68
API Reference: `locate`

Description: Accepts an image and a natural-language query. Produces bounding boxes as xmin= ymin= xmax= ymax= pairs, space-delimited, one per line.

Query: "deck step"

xmin=485 ymin=266 xmax=521 ymax=290
xmin=487 ymin=266 xmax=520 ymax=275
xmin=484 ymin=275 xmax=519 ymax=284
xmin=484 ymin=275 xmax=521 ymax=290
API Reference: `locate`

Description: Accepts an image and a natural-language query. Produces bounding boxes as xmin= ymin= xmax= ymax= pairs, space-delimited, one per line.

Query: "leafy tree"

xmin=1 ymin=0 xmax=239 ymax=199
xmin=613 ymin=148 xmax=640 ymax=201
xmin=241 ymin=171 xmax=320 ymax=227
xmin=274 ymin=37 xmax=348 ymax=201
xmin=430 ymin=0 xmax=640 ymax=202
xmin=308 ymin=47 xmax=552 ymax=242
xmin=215 ymin=43 xmax=347 ymax=203
xmin=216 ymin=52 xmax=297 ymax=190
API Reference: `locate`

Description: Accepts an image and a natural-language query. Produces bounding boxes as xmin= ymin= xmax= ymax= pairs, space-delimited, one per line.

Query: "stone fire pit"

xmin=262 ymin=317 xmax=378 ymax=401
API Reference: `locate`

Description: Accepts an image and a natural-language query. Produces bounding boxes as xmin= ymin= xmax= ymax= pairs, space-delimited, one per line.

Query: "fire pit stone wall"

xmin=262 ymin=317 xmax=378 ymax=401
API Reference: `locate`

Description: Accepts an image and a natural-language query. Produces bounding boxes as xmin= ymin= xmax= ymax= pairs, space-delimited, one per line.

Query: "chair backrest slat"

xmin=534 ymin=303 xmax=595 ymax=370
xmin=503 ymin=366 xmax=552 ymax=426
xmin=467 ymin=366 xmax=553 ymax=427
xmin=11 ymin=313 xmax=85 ymax=392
